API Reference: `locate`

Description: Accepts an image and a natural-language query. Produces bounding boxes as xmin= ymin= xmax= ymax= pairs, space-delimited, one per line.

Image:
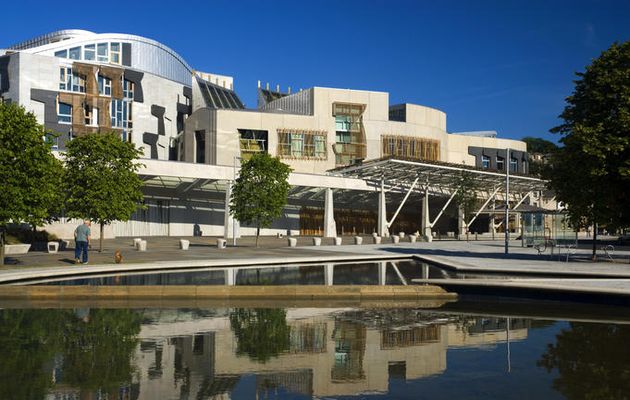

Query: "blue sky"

xmin=2 ymin=0 xmax=629 ymax=142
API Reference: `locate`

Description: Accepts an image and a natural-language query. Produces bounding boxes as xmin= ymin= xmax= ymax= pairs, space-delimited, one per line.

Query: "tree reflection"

xmin=0 ymin=310 xmax=64 ymax=399
xmin=0 ymin=308 xmax=141 ymax=398
xmin=60 ymin=309 xmax=141 ymax=392
xmin=538 ymin=322 xmax=630 ymax=399
xmin=229 ymin=308 xmax=290 ymax=363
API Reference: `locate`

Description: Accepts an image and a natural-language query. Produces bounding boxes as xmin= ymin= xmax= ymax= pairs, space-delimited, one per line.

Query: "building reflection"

xmin=122 ymin=309 xmax=529 ymax=399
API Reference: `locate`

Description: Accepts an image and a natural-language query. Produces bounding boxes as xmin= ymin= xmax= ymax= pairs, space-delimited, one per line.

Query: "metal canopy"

xmin=329 ymin=157 xmax=547 ymax=196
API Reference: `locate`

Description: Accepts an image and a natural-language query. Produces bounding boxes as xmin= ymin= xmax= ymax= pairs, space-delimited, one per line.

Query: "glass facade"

xmin=332 ymin=103 xmax=366 ymax=166
xmin=53 ymin=42 xmax=123 ymax=64
xmin=277 ymin=129 xmax=327 ymax=159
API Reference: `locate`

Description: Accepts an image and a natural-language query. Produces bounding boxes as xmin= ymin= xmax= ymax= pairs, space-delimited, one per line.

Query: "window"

xmin=97 ymin=43 xmax=108 ymax=62
xmin=58 ymin=102 xmax=72 ymax=124
xmin=195 ymin=130 xmax=206 ymax=163
xmin=123 ymin=79 xmax=134 ymax=100
xmin=68 ymin=47 xmax=81 ymax=60
xmin=71 ymin=73 xmax=85 ymax=93
xmin=84 ymin=44 xmax=95 ymax=61
xmin=277 ymin=129 xmax=327 ymax=159
xmin=84 ymin=105 xmax=99 ymax=126
xmin=335 ymin=115 xmax=352 ymax=131
xmin=381 ymin=135 xmax=440 ymax=161
xmin=290 ymin=133 xmax=304 ymax=157
xmin=110 ymin=43 xmax=121 ymax=64
xmin=54 ymin=49 xmax=67 ymax=58
xmin=510 ymin=157 xmax=518 ymax=173
xmin=98 ymin=75 xmax=111 ymax=96
xmin=238 ymin=129 xmax=268 ymax=160
xmin=59 ymin=67 xmax=71 ymax=91
xmin=482 ymin=155 xmax=490 ymax=169
xmin=496 ymin=156 xmax=505 ymax=171
xmin=110 ymin=99 xmax=132 ymax=130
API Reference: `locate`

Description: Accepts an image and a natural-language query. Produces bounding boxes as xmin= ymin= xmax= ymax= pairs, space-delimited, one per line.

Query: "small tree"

xmin=63 ymin=133 xmax=144 ymax=252
xmin=230 ymin=153 xmax=292 ymax=247
xmin=0 ymin=103 xmax=63 ymax=265
xmin=451 ymin=170 xmax=481 ymax=239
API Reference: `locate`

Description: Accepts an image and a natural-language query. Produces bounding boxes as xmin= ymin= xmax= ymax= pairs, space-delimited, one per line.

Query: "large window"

xmin=68 ymin=47 xmax=81 ymax=60
xmin=110 ymin=99 xmax=132 ymax=130
xmin=277 ymin=129 xmax=327 ymax=159
xmin=54 ymin=49 xmax=67 ymax=58
xmin=84 ymin=105 xmax=99 ymax=126
xmin=110 ymin=43 xmax=121 ymax=64
xmin=238 ymin=129 xmax=268 ymax=160
xmin=84 ymin=44 xmax=95 ymax=61
xmin=58 ymin=102 xmax=72 ymax=124
xmin=59 ymin=67 xmax=85 ymax=93
xmin=195 ymin=130 xmax=206 ymax=163
xmin=98 ymin=75 xmax=111 ymax=96
xmin=332 ymin=103 xmax=366 ymax=166
xmin=97 ymin=43 xmax=108 ymax=62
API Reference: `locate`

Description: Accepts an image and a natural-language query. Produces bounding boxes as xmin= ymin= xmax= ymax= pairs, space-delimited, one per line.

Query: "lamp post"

xmin=232 ymin=156 xmax=241 ymax=247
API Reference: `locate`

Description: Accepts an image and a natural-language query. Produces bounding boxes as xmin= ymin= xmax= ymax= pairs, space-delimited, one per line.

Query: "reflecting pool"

xmin=1 ymin=306 xmax=629 ymax=399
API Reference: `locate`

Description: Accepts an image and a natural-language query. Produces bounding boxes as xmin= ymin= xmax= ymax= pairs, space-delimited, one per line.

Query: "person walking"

xmin=74 ymin=220 xmax=91 ymax=264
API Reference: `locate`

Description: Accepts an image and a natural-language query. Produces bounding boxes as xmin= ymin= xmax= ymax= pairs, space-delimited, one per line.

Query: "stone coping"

xmin=0 ymin=285 xmax=456 ymax=303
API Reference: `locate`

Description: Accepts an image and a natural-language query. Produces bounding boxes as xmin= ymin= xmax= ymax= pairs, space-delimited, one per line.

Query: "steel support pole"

xmin=421 ymin=185 xmax=432 ymax=242
xmin=323 ymin=188 xmax=337 ymax=237
xmin=505 ymin=148 xmax=510 ymax=254
xmin=378 ymin=179 xmax=388 ymax=237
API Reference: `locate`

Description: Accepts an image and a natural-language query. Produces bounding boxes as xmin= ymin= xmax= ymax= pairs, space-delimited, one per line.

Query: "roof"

xmin=329 ymin=157 xmax=547 ymax=195
xmin=196 ymin=77 xmax=245 ymax=110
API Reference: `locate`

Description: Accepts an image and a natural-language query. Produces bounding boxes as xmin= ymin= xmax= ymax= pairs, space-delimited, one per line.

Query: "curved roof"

xmin=8 ymin=30 xmax=193 ymax=86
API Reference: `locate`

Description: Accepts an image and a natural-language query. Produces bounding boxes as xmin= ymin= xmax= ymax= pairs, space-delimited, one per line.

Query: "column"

xmin=324 ymin=263 xmax=334 ymax=286
xmin=224 ymin=183 xmax=240 ymax=240
xmin=458 ymin=205 xmax=466 ymax=240
xmin=377 ymin=179 xmax=388 ymax=237
xmin=490 ymin=199 xmax=497 ymax=239
xmin=421 ymin=187 xmax=432 ymax=242
xmin=323 ymin=188 xmax=337 ymax=237
xmin=224 ymin=268 xmax=236 ymax=286
xmin=378 ymin=261 xmax=387 ymax=286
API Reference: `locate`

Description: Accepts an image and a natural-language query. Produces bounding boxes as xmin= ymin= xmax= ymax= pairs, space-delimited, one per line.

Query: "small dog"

xmin=114 ymin=250 xmax=123 ymax=264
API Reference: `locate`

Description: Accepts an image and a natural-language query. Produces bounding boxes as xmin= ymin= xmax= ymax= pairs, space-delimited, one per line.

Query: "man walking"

xmin=74 ymin=220 xmax=91 ymax=264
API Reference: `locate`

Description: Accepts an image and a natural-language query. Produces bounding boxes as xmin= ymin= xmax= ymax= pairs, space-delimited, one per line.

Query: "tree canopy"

xmin=0 ymin=102 xmax=63 ymax=264
xmin=548 ymin=40 xmax=630 ymax=256
xmin=63 ymin=132 xmax=144 ymax=251
xmin=522 ymin=137 xmax=558 ymax=154
xmin=451 ymin=170 xmax=482 ymax=235
xmin=230 ymin=153 xmax=292 ymax=246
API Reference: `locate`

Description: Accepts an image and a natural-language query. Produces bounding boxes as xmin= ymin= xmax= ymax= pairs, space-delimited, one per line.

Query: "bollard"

xmin=288 ymin=238 xmax=297 ymax=247
xmin=312 ymin=237 xmax=321 ymax=246
xmin=179 ymin=239 xmax=190 ymax=250
xmin=354 ymin=236 xmax=363 ymax=245
xmin=47 ymin=241 xmax=59 ymax=254
xmin=137 ymin=240 xmax=147 ymax=251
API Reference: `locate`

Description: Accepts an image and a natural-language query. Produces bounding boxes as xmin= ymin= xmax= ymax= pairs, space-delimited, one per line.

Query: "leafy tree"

xmin=0 ymin=102 xmax=63 ymax=265
xmin=63 ymin=133 xmax=144 ymax=252
xmin=229 ymin=308 xmax=290 ymax=363
xmin=522 ymin=137 xmax=558 ymax=177
xmin=230 ymin=153 xmax=292 ymax=246
xmin=538 ymin=322 xmax=630 ymax=399
xmin=548 ymin=41 xmax=630 ymax=259
xmin=451 ymin=170 xmax=482 ymax=238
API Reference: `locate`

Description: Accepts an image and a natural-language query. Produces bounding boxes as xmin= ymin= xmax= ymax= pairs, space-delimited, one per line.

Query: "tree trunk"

xmin=0 ymin=228 xmax=5 ymax=266
xmin=99 ymin=223 xmax=104 ymax=253
xmin=592 ymin=223 xmax=597 ymax=261
xmin=255 ymin=226 xmax=260 ymax=248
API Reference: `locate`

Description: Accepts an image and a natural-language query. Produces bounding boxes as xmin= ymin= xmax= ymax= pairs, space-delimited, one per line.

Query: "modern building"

xmin=1 ymin=30 xmax=543 ymax=239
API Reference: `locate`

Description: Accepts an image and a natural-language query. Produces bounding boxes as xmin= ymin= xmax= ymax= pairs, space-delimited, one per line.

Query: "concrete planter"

xmin=409 ymin=235 xmax=417 ymax=243
xmin=133 ymin=238 xmax=142 ymax=247
xmin=354 ymin=236 xmax=363 ymax=245
xmin=373 ymin=236 xmax=382 ymax=244
xmin=392 ymin=236 xmax=400 ymax=244
xmin=179 ymin=239 xmax=190 ymax=250
xmin=47 ymin=241 xmax=59 ymax=254
xmin=399 ymin=232 xmax=405 ymax=239
xmin=216 ymin=239 xmax=227 ymax=249
xmin=288 ymin=238 xmax=297 ymax=247
xmin=136 ymin=240 xmax=147 ymax=251
xmin=312 ymin=237 xmax=321 ymax=246
xmin=334 ymin=237 xmax=342 ymax=246
xmin=4 ymin=244 xmax=31 ymax=255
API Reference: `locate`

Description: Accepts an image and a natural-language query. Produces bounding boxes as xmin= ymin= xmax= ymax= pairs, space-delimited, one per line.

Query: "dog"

xmin=114 ymin=250 xmax=123 ymax=264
